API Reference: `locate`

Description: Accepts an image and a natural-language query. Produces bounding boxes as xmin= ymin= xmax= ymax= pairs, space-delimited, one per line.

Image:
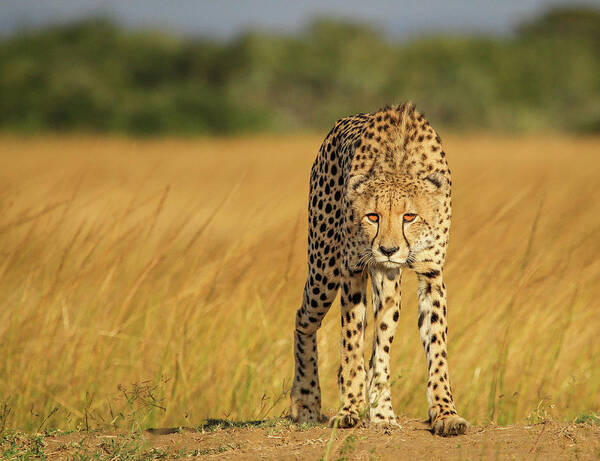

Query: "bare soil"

xmin=38 ymin=417 xmax=600 ymax=460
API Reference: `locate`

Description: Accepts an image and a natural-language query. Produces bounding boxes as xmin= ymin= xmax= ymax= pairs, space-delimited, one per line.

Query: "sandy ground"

xmin=36 ymin=417 xmax=600 ymax=460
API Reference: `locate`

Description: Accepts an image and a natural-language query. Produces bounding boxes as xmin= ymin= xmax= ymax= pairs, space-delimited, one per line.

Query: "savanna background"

xmin=1 ymin=1 xmax=599 ymax=459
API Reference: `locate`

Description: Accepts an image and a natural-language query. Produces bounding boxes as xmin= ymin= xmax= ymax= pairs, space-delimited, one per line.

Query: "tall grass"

xmin=0 ymin=134 xmax=598 ymax=431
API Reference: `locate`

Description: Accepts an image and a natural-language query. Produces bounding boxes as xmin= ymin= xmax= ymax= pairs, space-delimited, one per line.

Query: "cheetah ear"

xmin=423 ymin=172 xmax=449 ymax=195
xmin=347 ymin=174 xmax=368 ymax=196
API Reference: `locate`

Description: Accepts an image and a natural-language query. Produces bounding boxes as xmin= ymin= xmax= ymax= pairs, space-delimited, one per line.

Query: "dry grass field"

xmin=0 ymin=133 xmax=599 ymax=452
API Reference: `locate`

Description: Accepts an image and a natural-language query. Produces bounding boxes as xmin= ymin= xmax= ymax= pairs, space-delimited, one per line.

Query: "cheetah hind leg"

xmin=290 ymin=327 xmax=327 ymax=424
xmin=290 ymin=396 xmax=327 ymax=424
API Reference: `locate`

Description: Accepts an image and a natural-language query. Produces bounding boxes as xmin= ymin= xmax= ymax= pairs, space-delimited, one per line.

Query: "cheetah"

xmin=289 ymin=103 xmax=468 ymax=436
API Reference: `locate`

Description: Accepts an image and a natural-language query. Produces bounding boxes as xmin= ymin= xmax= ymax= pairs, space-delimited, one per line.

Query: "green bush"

xmin=0 ymin=7 xmax=598 ymax=134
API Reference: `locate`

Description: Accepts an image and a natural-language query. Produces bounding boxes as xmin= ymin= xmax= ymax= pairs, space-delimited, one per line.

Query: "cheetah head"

xmin=347 ymin=172 xmax=448 ymax=269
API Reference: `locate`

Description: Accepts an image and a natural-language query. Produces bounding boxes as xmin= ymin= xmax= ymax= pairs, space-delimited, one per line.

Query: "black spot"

xmin=418 ymin=312 xmax=424 ymax=328
xmin=425 ymin=174 xmax=442 ymax=188
xmin=393 ymin=311 xmax=399 ymax=322
xmin=351 ymin=293 xmax=362 ymax=304
xmin=421 ymin=270 xmax=440 ymax=279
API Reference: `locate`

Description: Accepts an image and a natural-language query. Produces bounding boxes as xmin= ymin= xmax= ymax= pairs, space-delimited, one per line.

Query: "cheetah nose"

xmin=379 ymin=245 xmax=399 ymax=257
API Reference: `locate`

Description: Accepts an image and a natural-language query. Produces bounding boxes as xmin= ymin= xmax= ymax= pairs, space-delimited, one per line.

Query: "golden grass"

xmin=0 ymin=133 xmax=599 ymax=431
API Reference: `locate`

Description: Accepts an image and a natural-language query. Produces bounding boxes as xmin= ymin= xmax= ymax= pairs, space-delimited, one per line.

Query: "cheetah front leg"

xmin=330 ymin=268 xmax=368 ymax=428
xmin=417 ymin=271 xmax=468 ymax=436
xmin=367 ymin=267 xmax=402 ymax=427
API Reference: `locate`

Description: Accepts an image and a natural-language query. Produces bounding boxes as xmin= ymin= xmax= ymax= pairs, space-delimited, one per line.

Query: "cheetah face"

xmin=347 ymin=173 xmax=447 ymax=269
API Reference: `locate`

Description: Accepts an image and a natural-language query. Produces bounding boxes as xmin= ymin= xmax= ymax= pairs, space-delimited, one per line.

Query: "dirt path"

xmin=30 ymin=417 xmax=600 ymax=460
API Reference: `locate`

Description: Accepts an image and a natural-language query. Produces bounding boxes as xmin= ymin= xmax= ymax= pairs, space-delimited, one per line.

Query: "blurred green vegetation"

xmin=0 ymin=5 xmax=599 ymax=135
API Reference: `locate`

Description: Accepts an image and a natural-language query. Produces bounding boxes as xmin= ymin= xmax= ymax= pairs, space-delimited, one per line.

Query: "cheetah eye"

xmin=366 ymin=213 xmax=379 ymax=223
xmin=403 ymin=213 xmax=417 ymax=223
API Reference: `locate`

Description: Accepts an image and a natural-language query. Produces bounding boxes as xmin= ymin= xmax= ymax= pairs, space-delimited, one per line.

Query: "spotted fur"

xmin=290 ymin=103 xmax=468 ymax=436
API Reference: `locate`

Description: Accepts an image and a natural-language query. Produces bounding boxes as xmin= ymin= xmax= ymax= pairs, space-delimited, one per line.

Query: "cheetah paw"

xmin=290 ymin=401 xmax=326 ymax=424
xmin=369 ymin=413 xmax=400 ymax=429
xmin=431 ymin=415 xmax=469 ymax=436
xmin=329 ymin=411 xmax=364 ymax=428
